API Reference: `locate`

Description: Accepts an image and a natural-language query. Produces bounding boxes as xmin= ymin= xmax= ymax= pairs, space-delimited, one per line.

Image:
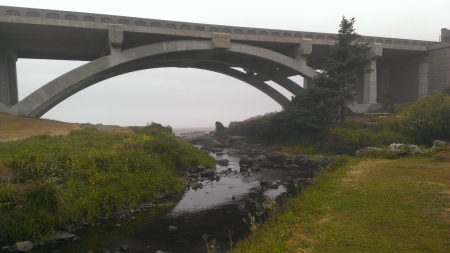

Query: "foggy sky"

xmin=2 ymin=0 xmax=449 ymax=128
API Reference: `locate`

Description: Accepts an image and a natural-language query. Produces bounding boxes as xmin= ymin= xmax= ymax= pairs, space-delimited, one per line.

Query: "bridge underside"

xmin=8 ymin=37 xmax=316 ymax=118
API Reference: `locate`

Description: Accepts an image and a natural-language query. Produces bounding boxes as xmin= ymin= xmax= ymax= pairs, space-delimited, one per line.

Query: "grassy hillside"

xmin=0 ymin=113 xmax=82 ymax=141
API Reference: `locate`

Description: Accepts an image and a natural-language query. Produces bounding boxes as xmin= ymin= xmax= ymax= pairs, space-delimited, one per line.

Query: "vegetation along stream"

xmin=31 ymin=146 xmax=316 ymax=253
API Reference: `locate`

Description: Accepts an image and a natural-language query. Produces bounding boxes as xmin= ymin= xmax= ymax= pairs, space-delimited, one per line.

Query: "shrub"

xmin=321 ymin=124 xmax=380 ymax=154
xmin=376 ymin=91 xmax=397 ymax=112
xmin=398 ymin=91 xmax=450 ymax=145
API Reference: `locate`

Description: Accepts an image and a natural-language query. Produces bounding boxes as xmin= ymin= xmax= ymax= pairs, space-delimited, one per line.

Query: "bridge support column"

xmin=363 ymin=43 xmax=382 ymax=104
xmin=0 ymin=39 xmax=18 ymax=106
xmin=428 ymin=33 xmax=450 ymax=93
xmin=108 ymin=24 xmax=123 ymax=56
xmin=295 ymin=39 xmax=313 ymax=89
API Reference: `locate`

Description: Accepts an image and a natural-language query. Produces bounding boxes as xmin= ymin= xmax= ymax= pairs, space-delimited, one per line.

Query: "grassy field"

xmin=232 ymin=156 xmax=450 ymax=253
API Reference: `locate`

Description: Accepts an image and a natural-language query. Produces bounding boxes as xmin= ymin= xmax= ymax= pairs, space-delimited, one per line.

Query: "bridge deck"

xmin=0 ymin=5 xmax=436 ymax=62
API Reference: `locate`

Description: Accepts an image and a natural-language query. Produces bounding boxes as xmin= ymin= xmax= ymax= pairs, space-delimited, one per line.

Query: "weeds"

xmin=202 ymin=234 xmax=217 ymax=253
xmin=0 ymin=127 xmax=214 ymax=245
xmin=228 ymin=230 xmax=234 ymax=251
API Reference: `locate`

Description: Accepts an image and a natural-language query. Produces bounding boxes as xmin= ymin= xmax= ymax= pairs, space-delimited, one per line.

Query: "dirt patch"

xmin=443 ymin=209 xmax=450 ymax=224
xmin=418 ymin=181 xmax=447 ymax=187
xmin=0 ymin=113 xmax=82 ymax=141
xmin=0 ymin=166 xmax=14 ymax=183
xmin=438 ymin=151 xmax=450 ymax=161
xmin=347 ymin=160 xmax=387 ymax=175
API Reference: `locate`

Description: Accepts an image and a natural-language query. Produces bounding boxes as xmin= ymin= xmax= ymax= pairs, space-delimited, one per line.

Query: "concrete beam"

xmin=108 ymin=24 xmax=123 ymax=55
xmin=212 ymin=33 xmax=230 ymax=50
xmin=294 ymin=39 xmax=312 ymax=59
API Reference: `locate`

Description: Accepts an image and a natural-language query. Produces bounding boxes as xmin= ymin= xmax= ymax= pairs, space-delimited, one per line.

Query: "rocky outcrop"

xmin=215 ymin=121 xmax=227 ymax=132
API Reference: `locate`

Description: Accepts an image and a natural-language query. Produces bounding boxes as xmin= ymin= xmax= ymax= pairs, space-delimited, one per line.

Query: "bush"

xmin=321 ymin=124 xmax=381 ymax=154
xmin=376 ymin=91 xmax=397 ymax=112
xmin=398 ymin=91 xmax=450 ymax=145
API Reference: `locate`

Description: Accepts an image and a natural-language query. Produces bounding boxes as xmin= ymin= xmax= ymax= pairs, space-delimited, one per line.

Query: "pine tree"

xmin=294 ymin=16 xmax=375 ymax=124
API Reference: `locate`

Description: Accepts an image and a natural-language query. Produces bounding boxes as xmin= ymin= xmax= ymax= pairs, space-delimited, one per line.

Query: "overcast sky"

xmin=2 ymin=0 xmax=449 ymax=128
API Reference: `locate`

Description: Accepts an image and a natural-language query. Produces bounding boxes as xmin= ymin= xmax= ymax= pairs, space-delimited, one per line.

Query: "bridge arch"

xmin=10 ymin=40 xmax=316 ymax=118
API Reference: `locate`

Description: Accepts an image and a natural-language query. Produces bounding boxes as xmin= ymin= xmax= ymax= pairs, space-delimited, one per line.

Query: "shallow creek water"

xmin=34 ymin=148 xmax=312 ymax=253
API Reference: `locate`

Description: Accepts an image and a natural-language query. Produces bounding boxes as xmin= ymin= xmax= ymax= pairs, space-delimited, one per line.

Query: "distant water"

xmin=172 ymin=127 xmax=214 ymax=136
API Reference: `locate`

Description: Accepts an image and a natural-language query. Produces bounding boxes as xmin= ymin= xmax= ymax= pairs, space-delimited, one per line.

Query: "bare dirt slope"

xmin=0 ymin=113 xmax=82 ymax=141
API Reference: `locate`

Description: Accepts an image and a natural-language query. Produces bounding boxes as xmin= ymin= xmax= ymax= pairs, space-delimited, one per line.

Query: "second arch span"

xmin=10 ymin=38 xmax=316 ymax=118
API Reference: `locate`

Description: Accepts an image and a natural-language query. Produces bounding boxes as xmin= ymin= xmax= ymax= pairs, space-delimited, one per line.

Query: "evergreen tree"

xmin=293 ymin=16 xmax=375 ymax=124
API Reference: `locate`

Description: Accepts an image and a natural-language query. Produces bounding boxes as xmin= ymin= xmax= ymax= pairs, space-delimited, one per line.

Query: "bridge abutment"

xmin=0 ymin=37 xmax=18 ymax=106
xmin=362 ymin=43 xmax=382 ymax=104
xmin=428 ymin=39 xmax=450 ymax=94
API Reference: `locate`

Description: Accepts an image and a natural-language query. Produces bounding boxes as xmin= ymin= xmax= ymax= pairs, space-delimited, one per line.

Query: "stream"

xmin=33 ymin=147 xmax=313 ymax=253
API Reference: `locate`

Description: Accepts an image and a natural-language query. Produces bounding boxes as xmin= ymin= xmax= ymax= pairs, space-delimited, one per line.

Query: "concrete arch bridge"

xmin=0 ymin=5 xmax=448 ymax=117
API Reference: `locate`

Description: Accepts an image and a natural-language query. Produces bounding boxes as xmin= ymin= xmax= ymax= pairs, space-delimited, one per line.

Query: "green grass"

xmin=0 ymin=126 xmax=214 ymax=245
xmin=232 ymin=157 xmax=450 ymax=253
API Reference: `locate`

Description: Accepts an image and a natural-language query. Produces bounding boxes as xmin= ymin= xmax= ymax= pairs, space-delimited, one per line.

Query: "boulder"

xmin=168 ymin=226 xmax=177 ymax=232
xmin=259 ymin=179 xmax=268 ymax=186
xmin=211 ymin=148 xmax=223 ymax=153
xmin=256 ymin=155 xmax=267 ymax=161
xmin=9 ymin=241 xmax=33 ymax=252
xmin=119 ymin=245 xmax=129 ymax=251
xmin=296 ymin=177 xmax=313 ymax=185
xmin=252 ymin=164 xmax=261 ymax=171
xmin=354 ymin=147 xmax=383 ymax=156
xmin=285 ymin=176 xmax=293 ymax=184
xmin=288 ymin=164 xmax=299 ymax=169
xmin=433 ymin=140 xmax=449 ymax=148
xmin=266 ymin=181 xmax=279 ymax=189
xmin=46 ymin=231 xmax=75 ymax=241
xmin=389 ymin=143 xmax=404 ymax=149
xmin=201 ymin=169 xmax=215 ymax=177
xmin=239 ymin=155 xmax=253 ymax=167
xmin=408 ymin=145 xmax=424 ymax=154
xmin=188 ymin=173 xmax=198 ymax=178
xmin=196 ymin=165 xmax=206 ymax=172
xmin=217 ymin=159 xmax=229 ymax=166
